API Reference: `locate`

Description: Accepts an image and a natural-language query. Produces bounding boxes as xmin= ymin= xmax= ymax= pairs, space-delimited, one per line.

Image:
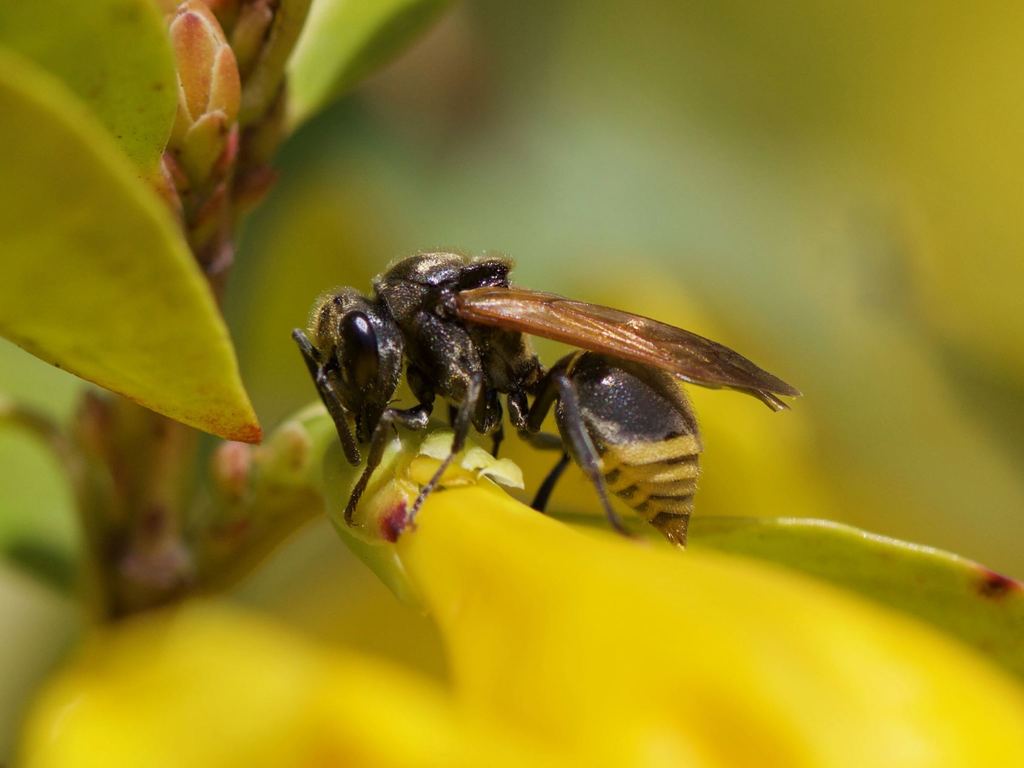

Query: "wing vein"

xmin=455 ymin=287 xmax=801 ymax=402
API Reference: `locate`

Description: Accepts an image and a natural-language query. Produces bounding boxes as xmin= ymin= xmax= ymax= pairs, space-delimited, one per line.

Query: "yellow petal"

xmin=20 ymin=602 xmax=561 ymax=768
xmin=395 ymin=487 xmax=1024 ymax=767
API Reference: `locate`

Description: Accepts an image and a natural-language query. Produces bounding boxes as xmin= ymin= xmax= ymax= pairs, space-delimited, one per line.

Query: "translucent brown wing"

xmin=455 ymin=286 xmax=801 ymax=409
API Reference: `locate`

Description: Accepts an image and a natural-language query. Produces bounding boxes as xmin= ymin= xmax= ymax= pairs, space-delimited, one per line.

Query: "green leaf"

xmin=0 ymin=51 xmax=260 ymax=443
xmin=688 ymin=516 xmax=1024 ymax=680
xmin=286 ymin=0 xmax=452 ymax=128
xmin=0 ymin=0 xmax=177 ymax=170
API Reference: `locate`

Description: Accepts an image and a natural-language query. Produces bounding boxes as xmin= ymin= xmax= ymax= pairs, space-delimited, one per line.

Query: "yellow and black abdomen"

xmin=600 ymin=433 xmax=700 ymax=545
xmin=556 ymin=353 xmax=702 ymax=545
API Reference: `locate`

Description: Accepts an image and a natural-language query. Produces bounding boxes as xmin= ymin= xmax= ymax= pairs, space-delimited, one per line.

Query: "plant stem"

xmin=68 ymin=0 xmax=298 ymax=620
xmin=71 ymin=394 xmax=198 ymax=618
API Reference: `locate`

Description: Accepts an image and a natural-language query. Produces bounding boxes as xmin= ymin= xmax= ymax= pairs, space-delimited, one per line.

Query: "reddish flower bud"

xmin=211 ymin=441 xmax=253 ymax=502
xmin=167 ymin=1 xmax=241 ymax=183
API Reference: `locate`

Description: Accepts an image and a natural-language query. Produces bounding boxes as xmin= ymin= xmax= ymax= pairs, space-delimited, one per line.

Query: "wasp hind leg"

xmin=531 ymin=452 xmax=570 ymax=513
xmin=527 ymin=367 xmax=631 ymax=537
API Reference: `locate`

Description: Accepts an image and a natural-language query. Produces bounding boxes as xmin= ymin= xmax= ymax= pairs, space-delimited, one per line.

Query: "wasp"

xmin=293 ymin=253 xmax=799 ymax=544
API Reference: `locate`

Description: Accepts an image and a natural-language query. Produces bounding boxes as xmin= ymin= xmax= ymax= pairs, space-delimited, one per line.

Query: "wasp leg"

xmin=292 ymin=329 xmax=360 ymax=465
xmin=344 ymin=403 xmax=432 ymax=524
xmin=407 ymin=374 xmax=483 ymax=527
xmin=531 ymin=367 xmax=630 ymax=537
xmin=516 ymin=365 xmax=575 ymax=510
xmin=521 ymin=422 xmax=569 ymax=503
xmin=520 ymin=430 xmax=564 ymax=451
xmin=394 ymin=402 xmax=433 ymax=431
xmin=531 ymin=452 xmax=570 ymax=513
xmin=507 ymin=389 xmax=530 ymax=432
xmin=479 ymin=388 xmax=503 ymax=454
xmin=490 ymin=423 xmax=505 ymax=457
xmin=450 ymin=402 xmax=505 ymax=455
xmin=513 ymin=369 xmax=566 ymax=451
xmin=507 ymin=389 xmax=562 ymax=453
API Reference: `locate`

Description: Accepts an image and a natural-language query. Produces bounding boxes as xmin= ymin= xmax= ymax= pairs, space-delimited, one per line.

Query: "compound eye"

xmin=340 ymin=311 xmax=380 ymax=390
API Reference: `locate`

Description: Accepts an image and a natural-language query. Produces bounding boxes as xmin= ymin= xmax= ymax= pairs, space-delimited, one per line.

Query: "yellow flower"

xmin=396 ymin=485 xmax=1024 ymax=766
xmin=20 ymin=603 xmax=560 ymax=768
xmin=22 ymin=428 xmax=1024 ymax=766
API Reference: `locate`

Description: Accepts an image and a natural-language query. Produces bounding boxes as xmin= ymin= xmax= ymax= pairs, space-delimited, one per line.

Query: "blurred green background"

xmin=3 ymin=0 xmax=1024 ymax=746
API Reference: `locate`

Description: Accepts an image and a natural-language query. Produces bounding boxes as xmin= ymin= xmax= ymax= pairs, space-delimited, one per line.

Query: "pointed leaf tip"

xmin=0 ymin=51 xmax=259 ymax=442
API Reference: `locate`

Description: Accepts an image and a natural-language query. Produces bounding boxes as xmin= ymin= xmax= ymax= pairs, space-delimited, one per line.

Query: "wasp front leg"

xmin=406 ymin=373 xmax=484 ymax=527
xmin=531 ymin=452 xmax=571 ymax=513
xmin=344 ymin=403 xmax=432 ymax=524
xmin=292 ymin=329 xmax=360 ymax=465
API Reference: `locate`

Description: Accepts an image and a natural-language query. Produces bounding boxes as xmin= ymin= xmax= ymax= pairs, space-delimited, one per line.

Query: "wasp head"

xmin=309 ymin=288 xmax=404 ymax=443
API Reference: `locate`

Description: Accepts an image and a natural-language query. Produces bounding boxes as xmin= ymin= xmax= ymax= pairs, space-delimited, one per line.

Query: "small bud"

xmin=256 ymin=420 xmax=313 ymax=486
xmin=211 ymin=441 xmax=253 ymax=502
xmin=231 ymin=0 xmax=275 ymax=78
xmin=239 ymin=0 xmax=312 ymax=125
xmin=202 ymin=0 xmax=243 ymax=31
xmin=167 ymin=1 xmax=241 ymax=184
xmin=178 ymin=111 xmax=233 ymax=184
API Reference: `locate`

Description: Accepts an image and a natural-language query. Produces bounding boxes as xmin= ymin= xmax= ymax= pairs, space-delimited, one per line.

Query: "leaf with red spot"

xmin=551 ymin=512 xmax=1024 ymax=680
xmin=686 ymin=516 xmax=1024 ymax=680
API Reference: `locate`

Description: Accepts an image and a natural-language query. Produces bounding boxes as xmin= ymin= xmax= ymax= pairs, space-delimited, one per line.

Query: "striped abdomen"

xmin=600 ymin=434 xmax=701 ymax=545
xmin=557 ymin=353 xmax=702 ymax=546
